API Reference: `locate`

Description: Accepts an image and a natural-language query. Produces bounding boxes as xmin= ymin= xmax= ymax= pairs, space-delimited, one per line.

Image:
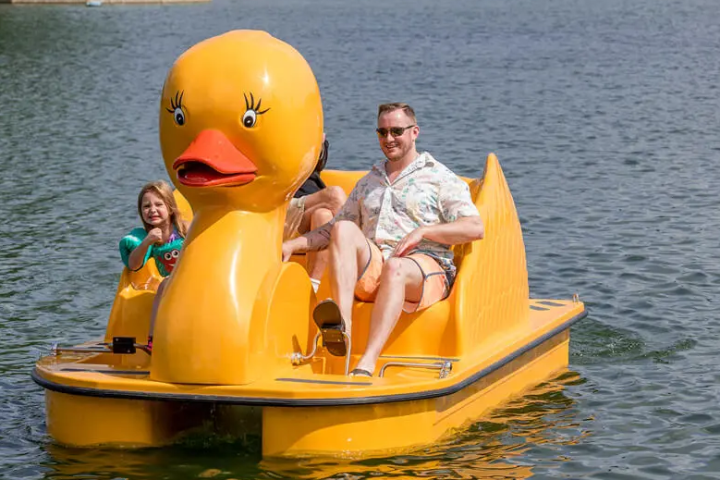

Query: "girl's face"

xmin=141 ymin=191 xmax=170 ymax=228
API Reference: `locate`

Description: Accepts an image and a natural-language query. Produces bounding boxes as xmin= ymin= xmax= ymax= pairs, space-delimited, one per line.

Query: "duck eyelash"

xmin=244 ymin=92 xmax=270 ymax=115
xmin=166 ymin=91 xmax=184 ymax=113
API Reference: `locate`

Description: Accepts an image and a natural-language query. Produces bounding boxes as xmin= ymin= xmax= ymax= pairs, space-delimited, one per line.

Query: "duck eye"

xmin=242 ymin=110 xmax=257 ymax=128
xmin=241 ymin=92 xmax=269 ymax=129
xmin=167 ymin=91 xmax=186 ymax=126
xmin=174 ymin=108 xmax=185 ymax=126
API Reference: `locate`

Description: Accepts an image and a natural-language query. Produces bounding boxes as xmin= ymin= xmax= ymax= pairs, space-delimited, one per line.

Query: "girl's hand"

xmin=146 ymin=228 xmax=164 ymax=245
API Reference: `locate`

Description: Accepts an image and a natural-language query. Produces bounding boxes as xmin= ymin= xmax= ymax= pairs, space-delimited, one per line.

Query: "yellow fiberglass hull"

xmin=32 ymin=153 xmax=587 ymax=457
xmin=34 ymin=300 xmax=582 ymax=456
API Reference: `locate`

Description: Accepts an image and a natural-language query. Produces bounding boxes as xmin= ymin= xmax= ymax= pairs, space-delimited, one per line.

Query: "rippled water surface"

xmin=2 ymin=0 xmax=720 ymax=478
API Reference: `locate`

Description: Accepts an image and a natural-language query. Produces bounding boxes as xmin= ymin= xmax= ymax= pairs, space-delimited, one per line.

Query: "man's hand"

xmin=392 ymin=227 xmax=426 ymax=257
xmin=282 ymin=240 xmax=297 ymax=262
xmin=281 ymin=224 xmax=330 ymax=261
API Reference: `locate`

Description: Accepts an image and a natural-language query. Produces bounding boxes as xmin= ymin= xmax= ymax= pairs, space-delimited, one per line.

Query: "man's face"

xmin=376 ymin=109 xmax=418 ymax=162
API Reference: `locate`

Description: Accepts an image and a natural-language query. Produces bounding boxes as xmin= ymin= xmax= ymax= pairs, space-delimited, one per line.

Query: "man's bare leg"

xmin=306 ymin=207 xmax=334 ymax=281
xmin=327 ymin=220 xmax=372 ymax=335
xmin=353 ymin=257 xmax=424 ymax=374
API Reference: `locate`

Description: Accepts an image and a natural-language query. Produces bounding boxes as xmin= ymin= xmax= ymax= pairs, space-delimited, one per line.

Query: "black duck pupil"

xmin=176 ymin=113 xmax=184 ymax=124
xmin=244 ymin=117 xmax=253 ymax=127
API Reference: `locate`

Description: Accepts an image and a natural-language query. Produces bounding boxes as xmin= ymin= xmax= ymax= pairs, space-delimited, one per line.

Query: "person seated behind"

xmin=119 ymin=180 xmax=189 ymax=349
xmin=283 ymin=137 xmax=347 ymax=292
xmin=282 ymin=103 xmax=484 ymax=376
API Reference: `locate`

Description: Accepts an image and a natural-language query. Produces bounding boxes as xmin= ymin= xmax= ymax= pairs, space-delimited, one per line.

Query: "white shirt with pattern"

xmin=333 ymin=151 xmax=479 ymax=280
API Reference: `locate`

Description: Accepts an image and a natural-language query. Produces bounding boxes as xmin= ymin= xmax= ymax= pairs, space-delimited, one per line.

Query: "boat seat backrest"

xmin=450 ymin=176 xmax=482 ymax=273
xmin=105 ymin=261 xmax=163 ymax=342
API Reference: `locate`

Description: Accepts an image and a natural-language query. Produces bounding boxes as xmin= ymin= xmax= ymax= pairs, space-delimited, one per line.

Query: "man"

xmin=283 ymin=137 xmax=346 ymax=292
xmin=282 ymin=103 xmax=484 ymax=376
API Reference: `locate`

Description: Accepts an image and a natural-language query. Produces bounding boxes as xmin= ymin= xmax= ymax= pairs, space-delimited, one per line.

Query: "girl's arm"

xmin=122 ymin=228 xmax=163 ymax=271
xmin=127 ymin=238 xmax=154 ymax=270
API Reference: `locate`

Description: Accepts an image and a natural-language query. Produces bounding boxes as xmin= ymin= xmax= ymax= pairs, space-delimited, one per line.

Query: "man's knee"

xmin=310 ymin=207 xmax=333 ymax=229
xmin=380 ymin=257 xmax=406 ymax=284
xmin=329 ymin=221 xmax=366 ymax=254
xmin=325 ymin=186 xmax=347 ymax=213
xmin=328 ymin=186 xmax=347 ymax=202
xmin=330 ymin=220 xmax=358 ymax=239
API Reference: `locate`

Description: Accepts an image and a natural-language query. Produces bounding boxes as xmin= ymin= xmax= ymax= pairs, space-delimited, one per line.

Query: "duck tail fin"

xmin=451 ymin=153 xmax=529 ymax=352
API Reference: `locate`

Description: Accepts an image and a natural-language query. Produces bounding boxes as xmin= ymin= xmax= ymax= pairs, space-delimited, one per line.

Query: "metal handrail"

xmin=379 ymin=360 xmax=453 ymax=379
xmin=290 ymin=333 xmax=322 ymax=366
xmin=290 ymin=332 xmax=352 ymax=376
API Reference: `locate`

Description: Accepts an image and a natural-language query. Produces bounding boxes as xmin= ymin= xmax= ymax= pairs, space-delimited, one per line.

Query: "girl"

xmin=119 ymin=180 xmax=189 ymax=349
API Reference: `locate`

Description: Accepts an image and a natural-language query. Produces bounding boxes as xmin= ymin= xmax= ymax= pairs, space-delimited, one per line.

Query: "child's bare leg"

xmin=148 ymin=278 xmax=168 ymax=345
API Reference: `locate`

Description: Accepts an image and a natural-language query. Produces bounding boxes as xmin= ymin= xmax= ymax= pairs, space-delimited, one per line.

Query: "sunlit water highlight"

xmin=2 ymin=0 xmax=720 ymax=478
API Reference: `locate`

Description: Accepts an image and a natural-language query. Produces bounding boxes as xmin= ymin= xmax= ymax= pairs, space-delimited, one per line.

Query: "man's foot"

xmin=349 ymin=368 xmax=372 ymax=377
xmin=313 ymin=299 xmax=347 ymax=356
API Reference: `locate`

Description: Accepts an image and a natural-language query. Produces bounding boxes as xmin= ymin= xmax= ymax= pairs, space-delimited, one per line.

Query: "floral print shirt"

xmin=333 ymin=152 xmax=479 ymax=280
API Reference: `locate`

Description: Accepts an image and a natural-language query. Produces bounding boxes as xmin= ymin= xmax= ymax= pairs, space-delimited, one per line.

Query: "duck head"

xmin=159 ymin=30 xmax=323 ymax=212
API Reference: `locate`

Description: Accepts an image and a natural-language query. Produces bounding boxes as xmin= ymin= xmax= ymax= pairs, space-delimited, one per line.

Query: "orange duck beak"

xmin=173 ymin=130 xmax=258 ymax=187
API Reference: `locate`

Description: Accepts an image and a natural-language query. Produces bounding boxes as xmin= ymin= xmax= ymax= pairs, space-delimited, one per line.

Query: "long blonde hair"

xmin=137 ymin=180 xmax=188 ymax=238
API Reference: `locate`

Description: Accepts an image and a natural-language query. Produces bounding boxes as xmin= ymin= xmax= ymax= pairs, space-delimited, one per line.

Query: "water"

xmin=2 ymin=0 xmax=720 ymax=478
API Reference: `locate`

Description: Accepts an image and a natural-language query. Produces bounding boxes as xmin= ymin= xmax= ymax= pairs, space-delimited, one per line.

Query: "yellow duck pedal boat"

xmin=32 ymin=30 xmax=587 ymax=458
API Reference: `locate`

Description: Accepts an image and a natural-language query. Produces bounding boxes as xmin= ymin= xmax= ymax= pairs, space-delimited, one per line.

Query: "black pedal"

xmin=111 ymin=336 xmax=137 ymax=354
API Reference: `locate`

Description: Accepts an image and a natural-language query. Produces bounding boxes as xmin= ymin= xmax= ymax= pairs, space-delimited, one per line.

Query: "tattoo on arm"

xmin=306 ymin=223 xmax=332 ymax=251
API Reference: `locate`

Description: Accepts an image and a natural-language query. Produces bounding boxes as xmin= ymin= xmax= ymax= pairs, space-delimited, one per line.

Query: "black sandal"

xmin=313 ymin=299 xmax=347 ymax=357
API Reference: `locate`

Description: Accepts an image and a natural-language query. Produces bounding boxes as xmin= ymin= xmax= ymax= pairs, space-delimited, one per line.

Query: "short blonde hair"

xmin=377 ymin=103 xmax=417 ymax=123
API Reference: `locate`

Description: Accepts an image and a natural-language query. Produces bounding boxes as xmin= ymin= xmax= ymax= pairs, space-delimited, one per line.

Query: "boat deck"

xmin=34 ymin=299 xmax=586 ymax=406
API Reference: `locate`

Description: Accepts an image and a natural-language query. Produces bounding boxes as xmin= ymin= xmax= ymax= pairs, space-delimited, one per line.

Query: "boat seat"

xmin=105 ymin=261 xmax=162 ymax=342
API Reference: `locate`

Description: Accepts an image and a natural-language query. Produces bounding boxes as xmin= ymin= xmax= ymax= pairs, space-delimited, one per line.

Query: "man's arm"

xmin=393 ymin=216 xmax=484 ymax=257
xmin=420 ymin=215 xmax=484 ymax=244
xmin=282 ymin=222 xmax=333 ymax=261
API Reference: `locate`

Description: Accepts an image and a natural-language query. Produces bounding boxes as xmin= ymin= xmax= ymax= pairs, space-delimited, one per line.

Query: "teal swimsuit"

xmin=119 ymin=228 xmax=184 ymax=277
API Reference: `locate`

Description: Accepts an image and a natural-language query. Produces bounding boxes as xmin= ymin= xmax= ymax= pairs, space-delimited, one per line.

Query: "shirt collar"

xmin=372 ymin=152 xmax=432 ymax=182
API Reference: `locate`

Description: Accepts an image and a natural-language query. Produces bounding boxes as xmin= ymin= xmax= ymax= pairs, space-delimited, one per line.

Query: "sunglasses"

xmin=376 ymin=125 xmax=415 ymax=138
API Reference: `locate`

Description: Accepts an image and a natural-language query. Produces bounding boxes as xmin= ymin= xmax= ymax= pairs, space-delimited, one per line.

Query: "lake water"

xmin=2 ymin=0 xmax=720 ymax=478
